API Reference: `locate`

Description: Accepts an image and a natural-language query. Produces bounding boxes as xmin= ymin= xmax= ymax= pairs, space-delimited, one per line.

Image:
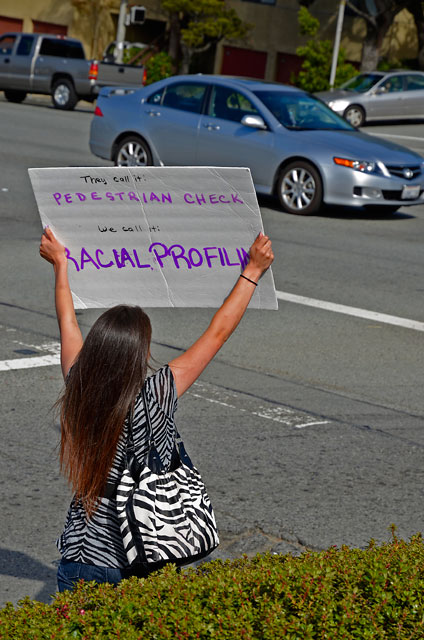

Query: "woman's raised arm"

xmin=169 ymin=233 xmax=274 ymax=397
xmin=39 ymin=227 xmax=83 ymax=379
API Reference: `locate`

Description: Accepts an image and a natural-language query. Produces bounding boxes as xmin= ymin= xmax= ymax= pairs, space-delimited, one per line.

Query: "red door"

xmin=221 ymin=46 xmax=267 ymax=80
xmin=0 ymin=16 xmax=23 ymax=35
xmin=32 ymin=20 xmax=68 ymax=36
xmin=275 ymin=52 xmax=303 ymax=85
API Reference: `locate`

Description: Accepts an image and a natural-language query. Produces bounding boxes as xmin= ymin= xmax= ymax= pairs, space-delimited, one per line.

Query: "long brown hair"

xmin=58 ymin=305 xmax=152 ymax=516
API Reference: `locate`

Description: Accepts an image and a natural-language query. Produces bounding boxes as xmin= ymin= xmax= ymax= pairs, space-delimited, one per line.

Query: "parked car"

xmin=0 ymin=32 xmax=146 ymax=110
xmin=89 ymin=75 xmax=424 ymax=215
xmin=315 ymin=70 xmax=424 ymax=127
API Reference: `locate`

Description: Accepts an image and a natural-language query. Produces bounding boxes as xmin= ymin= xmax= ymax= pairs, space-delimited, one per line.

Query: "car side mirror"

xmin=241 ymin=114 xmax=267 ymax=130
xmin=375 ymin=86 xmax=387 ymax=95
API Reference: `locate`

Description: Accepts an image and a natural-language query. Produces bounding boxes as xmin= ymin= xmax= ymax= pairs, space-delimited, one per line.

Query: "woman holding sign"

xmin=40 ymin=226 xmax=273 ymax=592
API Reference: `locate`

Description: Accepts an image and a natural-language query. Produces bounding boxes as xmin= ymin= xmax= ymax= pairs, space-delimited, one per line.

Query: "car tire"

xmin=4 ymin=90 xmax=27 ymax=103
xmin=51 ymin=78 xmax=78 ymax=110
xmin=113 ymin=136 xmax=153 ymax=167
xmin=277 ymin=161 xmax=323 ymax=215
xmin=343 ymin=104 xmax=365 ymax=127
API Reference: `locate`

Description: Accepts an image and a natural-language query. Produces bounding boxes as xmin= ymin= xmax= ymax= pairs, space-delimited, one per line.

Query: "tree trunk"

xmin=407 ymin=0 xmax=424 ymax=69
xmin=360 ymin=7 xmax=399 ymax=71
xmin=180 ymin=44 xmax=191 ymax=74
xmin=168 ymin=11 xmax=180 ymax=68
xmin=361 ymin=25 xmax=380 ymax=71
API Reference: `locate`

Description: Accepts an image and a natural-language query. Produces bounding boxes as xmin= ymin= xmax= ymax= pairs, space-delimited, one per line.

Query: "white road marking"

xmin=1 ymin=289 xmax=423 ymax=373
xmin=276 ymin=290 xmax=424 ymax=332
xmin=367 ymin=132 xmax=424 ymax=142
xmin=0 ymin=340 xmax=61 ymax=371
xmin=188 ymin=380 xmax=330 ymax=429
xmin=12 ymin=339 xmax=60 ymax=354
xmin=0 ymin=354 xmax=60 ymax=371
xmin=188 ymin=391 xmax=237 ymax=410
xmin=295 ymin=420 xmax=331 ymax=429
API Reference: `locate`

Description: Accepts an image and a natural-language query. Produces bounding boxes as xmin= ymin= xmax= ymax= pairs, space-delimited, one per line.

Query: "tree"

xmin=406 ymin=0 xmax=424 ymax=69
xmin=294 ymin=7 xmax=357 ymax=92
xmin=71 ymin=0 xmax=116 ymax=59
xmin=161 ymin=0 xmax=251 ymax=74
xmin=301 ymin=0 xmax=424 ymax=72
xmin=345 ymin=0 xmax=405 ymax=71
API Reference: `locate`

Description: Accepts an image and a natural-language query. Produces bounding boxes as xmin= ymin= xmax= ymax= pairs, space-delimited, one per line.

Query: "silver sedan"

xmin=315 ymin=70 xmax=424 ymax=127
xmin=90 ymin=75 xmax=424 ymax=215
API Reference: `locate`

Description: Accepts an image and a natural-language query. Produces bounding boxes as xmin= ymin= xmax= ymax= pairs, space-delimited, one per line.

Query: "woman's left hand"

xmin=39 ymin=227 xmax=67 ymax=266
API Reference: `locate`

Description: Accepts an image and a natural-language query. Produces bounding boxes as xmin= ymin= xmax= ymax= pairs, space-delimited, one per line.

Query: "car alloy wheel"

xmin=52 ymin=79 xmax=78 ymax=110
xmin=277 ymin=161 xmax=322 ymax=215
xmin=343 ymin=105 xmax=365 ymax=128
xmin=114 ymin=136 xmax=152 ymax=167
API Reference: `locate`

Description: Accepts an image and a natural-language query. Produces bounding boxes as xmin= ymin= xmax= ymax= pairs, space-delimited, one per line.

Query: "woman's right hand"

xmin=39 ymin=227 xmax=67 ymax=266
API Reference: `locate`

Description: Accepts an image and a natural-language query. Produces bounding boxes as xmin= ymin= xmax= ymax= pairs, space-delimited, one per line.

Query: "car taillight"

xmin=89 ymin=62 xmax=98 ymax=80
xmin=142 ymin=68 xmax=147 ymax=85
xmin=94 ymin=105 xmax=103 ymax=117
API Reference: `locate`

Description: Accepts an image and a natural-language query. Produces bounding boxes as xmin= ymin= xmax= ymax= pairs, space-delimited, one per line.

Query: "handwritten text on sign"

xmin=29 ymin=167 xmax=277 ymax=309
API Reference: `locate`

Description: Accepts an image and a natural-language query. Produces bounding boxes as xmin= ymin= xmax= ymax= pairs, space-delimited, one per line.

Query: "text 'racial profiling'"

xmin=66 ymin=243 xmax=251 ymax=273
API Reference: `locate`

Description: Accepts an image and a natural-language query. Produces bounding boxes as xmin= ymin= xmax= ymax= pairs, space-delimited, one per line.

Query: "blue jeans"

xmin=57 ymin=558 xmax=125 ymax=592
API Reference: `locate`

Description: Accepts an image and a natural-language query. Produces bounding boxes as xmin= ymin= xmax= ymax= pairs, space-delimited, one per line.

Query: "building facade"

xmin=0 ymin=0 xmax=419 ymax=81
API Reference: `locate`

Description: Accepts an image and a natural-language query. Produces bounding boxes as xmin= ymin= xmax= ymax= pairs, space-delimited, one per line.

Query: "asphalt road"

xmin=1 ymin=94 xmax=423 ymax=607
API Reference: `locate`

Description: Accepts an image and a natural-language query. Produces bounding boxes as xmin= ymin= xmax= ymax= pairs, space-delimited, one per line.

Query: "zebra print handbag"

xmin=115 ymin=388 xmax=219 ymax=572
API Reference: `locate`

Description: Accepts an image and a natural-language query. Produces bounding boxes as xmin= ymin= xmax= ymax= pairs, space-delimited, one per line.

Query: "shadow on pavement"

xmin=361 ymin=118 xmax=424 ymax=127
xmin=0 ymin=94 xmax=94 ymax=114
xmin=0 ymin=547 xmax=58 ymax=605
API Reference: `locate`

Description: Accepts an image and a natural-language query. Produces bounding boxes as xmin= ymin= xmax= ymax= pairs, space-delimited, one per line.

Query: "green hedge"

xmin=1 ymin=534 xmax=423 ymax=639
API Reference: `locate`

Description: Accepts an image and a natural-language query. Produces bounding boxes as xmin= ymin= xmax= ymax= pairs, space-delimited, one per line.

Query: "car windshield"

xmin=254 ymin=91 xmax=354 ymax=131
xmin=339 ymin=73 xmax=383 ymax=93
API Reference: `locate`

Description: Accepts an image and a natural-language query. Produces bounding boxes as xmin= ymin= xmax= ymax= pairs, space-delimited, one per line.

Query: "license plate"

xmin=401 ymin=185 xmax=420 ymax=199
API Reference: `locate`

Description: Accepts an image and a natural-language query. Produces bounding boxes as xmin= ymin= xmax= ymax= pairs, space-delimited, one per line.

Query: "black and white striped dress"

xmin=56 ymin=365 xmax=177 ymax=568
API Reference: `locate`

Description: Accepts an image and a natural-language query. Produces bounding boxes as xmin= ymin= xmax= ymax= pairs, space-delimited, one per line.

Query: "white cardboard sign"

xmin=29 ymin=166 xmax=277 ymax=309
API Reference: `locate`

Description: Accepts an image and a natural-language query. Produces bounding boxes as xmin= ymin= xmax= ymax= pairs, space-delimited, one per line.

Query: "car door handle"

xmin=4 ymin=58 xmax=10 ymax=63
xmin=146 ymin=110 xmax=161 ymax=116
xmin=203 ymin=123 xmax=220 ymax=130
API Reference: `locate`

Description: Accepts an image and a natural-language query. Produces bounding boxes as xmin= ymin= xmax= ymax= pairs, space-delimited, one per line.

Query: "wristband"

xmin=239 ymin=274 xmax=257 ymax=286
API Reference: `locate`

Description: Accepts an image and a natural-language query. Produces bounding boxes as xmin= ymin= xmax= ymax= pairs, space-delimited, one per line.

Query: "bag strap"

xmin=141 ymin=385 xmax=182 ymax=443
xmin=141 ymin=386 xmax=153 ymax=443
xmin=102 ymin=382 xmax=180 ymax=497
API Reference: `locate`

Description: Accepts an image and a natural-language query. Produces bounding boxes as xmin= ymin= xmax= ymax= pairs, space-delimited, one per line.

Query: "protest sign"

xmin=29 ymin=166 xmax=277 ymax=309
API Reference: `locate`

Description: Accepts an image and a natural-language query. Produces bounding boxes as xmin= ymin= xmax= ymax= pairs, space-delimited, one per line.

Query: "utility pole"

xmin=329 ymin=0 xmax=346 ymax=90
xmin=115 ymin=0 xmax=128 ymax=64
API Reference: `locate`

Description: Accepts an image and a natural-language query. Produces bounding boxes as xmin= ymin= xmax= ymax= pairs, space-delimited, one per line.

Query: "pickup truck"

xmin=0 ymin=32 xmax=146 ymax=110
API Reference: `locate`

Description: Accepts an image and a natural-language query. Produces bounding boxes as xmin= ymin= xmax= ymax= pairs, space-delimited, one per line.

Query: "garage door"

xmin=275 ymin=52 xmax=303 ymax=84
xmin=0 ymin=16 xmax=23 ymax=35
xmin=32 ymin=20 xmax=68 ymax=36
xmin=221 ymin=46 xmax=267 ymax=79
